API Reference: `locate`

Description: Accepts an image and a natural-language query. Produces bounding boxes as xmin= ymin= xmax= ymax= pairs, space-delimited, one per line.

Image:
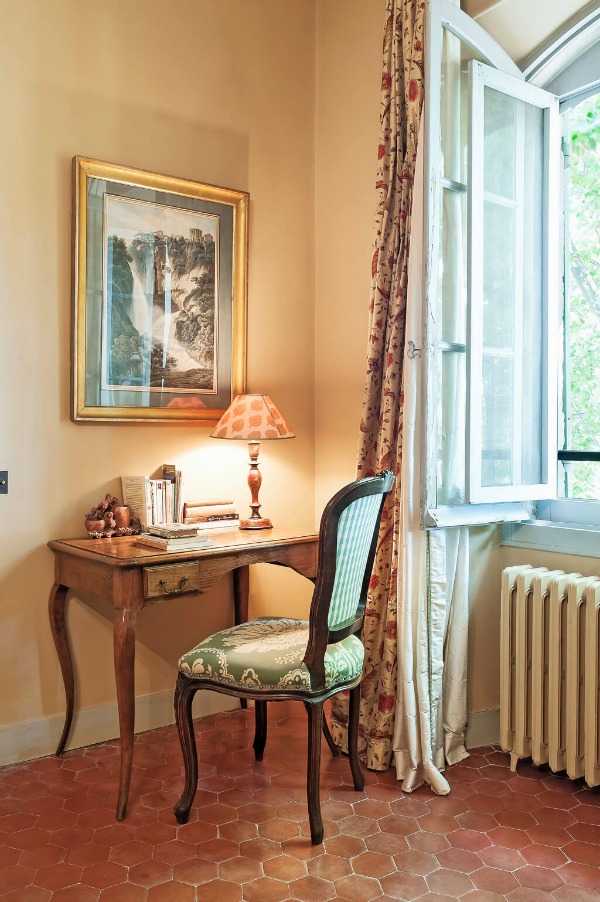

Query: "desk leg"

xmin=48 ymin=583 xmax=73 ymax=756
xmin=233 ymin=565 xmax=250 ymax=709
xmin=114 ymin=606 xmax=138 ymax=820
xmin=233 ymin=565 xmax=249 ymax=626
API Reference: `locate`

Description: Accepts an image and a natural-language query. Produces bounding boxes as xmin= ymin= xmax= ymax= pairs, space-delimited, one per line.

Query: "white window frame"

xmin=422 ymin=0 xmax=600 ymax=546
xmin=467 ymin=62 xmax=560 ymax=504
xmin=421 ymin=0 xmax=558 ymax=527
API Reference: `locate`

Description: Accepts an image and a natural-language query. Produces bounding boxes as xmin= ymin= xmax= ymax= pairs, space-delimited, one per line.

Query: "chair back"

xmin=303 ymin=471 xmax=394 ymax=688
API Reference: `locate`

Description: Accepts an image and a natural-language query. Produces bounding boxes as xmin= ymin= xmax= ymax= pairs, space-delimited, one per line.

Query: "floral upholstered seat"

xmin=173 ymin=470 xmax=394 ymax=845
xmin=178 ymin=617 xmax=365 ymax=692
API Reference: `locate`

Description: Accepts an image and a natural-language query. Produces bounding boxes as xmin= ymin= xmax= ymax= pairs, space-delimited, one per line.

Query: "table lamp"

xmin=210 ymin=394 xmax=295 ymax=529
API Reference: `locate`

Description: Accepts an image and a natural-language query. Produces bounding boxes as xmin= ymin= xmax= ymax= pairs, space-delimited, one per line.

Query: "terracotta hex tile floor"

xmin=0 ymin=703 xmax=599 ymax=900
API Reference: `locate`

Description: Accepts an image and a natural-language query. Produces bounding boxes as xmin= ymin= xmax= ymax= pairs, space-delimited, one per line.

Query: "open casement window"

xmin=467 ymin=63 xmax=559 ymax=504
xmin=421 ymin=0 xmax=560 ymax=527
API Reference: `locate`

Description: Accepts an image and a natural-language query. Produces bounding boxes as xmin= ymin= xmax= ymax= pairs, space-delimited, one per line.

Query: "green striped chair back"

xmin=328 ymin=493 xmax=383 ymax=630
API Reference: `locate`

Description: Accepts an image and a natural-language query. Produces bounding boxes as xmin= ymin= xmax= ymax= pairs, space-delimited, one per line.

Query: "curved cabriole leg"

xmin=173 ymin=673 xmax=199 ymax=824
xmin=48 ymin=584 xmax=73 ymax=756
xmin=253 ymin=700 xmax=267 ymax=761
xmin=348 ymin=684 xmax=365 ymax=791
xmin=322 ymin=716 xmax=340 ymax=757
xmin=114 ymin=605 xmax=138 ymax=821
xmin=305 ymin=700 xmax=324 ymax=845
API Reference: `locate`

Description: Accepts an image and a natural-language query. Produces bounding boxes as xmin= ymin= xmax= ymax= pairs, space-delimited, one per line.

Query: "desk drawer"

xmin=144 ymin=563 xmax=200 ymax=599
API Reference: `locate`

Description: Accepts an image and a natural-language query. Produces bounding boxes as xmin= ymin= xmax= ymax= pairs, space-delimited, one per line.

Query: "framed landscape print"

xmin=72 ymin=157 xmax=248 ymax=422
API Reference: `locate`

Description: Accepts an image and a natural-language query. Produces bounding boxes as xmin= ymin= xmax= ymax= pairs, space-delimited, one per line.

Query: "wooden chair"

xmin=173 ymin=470 xmax=394 ymax=844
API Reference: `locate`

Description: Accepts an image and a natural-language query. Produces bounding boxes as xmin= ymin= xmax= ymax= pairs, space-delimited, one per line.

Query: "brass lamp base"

xmin=240 ymin=517 xmax=273 ymax=530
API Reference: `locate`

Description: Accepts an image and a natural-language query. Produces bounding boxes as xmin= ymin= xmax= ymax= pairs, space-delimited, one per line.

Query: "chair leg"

xmin=253 ymin=700 xmax=268 ymax=761
xmin=348 ymin=683 xmax=364 ymax=792
xmin=305 ymin=700 xmax=324 ymax=845
xmin=173 ymin=673 xmax=199 ymax=824
xmin=322 ymin=716 xmax=340 ymax=757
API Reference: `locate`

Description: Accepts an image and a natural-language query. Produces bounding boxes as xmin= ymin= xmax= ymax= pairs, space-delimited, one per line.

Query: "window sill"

xmin=501 ymin=519 xmax=600 ymax=559
xmin=425 ymin=503 xmax=530 ymax=528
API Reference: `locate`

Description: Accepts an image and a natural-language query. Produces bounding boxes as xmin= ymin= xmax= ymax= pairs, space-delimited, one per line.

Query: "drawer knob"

xmin=158 ymin=576 xmax=188 ymax=595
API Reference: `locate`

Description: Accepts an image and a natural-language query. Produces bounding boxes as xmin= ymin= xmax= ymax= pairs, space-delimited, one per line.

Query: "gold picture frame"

xmin=72 ymin=157 xmax=248 ymax=422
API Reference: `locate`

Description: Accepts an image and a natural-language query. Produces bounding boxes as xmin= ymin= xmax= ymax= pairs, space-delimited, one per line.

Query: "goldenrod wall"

xmin=0 ymin=0 xmax=315 ymax=757
xmin=314 ymin=0 xmax=383 ymax=512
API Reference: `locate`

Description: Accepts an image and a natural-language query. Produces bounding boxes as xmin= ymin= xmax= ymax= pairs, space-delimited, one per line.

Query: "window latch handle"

xmin=407 ymin=340 xmax=422 ymax=359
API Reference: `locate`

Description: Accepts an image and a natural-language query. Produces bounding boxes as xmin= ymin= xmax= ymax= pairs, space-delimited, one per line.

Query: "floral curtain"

xmin=330 ymin=0 xmax=425 ymax=770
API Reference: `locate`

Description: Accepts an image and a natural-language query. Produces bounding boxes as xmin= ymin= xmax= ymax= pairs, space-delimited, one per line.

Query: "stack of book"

xmin=122 ymin=466 xmax=184 ymax=528
xmin=182 ymin=499 xmax=240 ymax=532
xmin=136 ymin=523 xmax=213 ymax=551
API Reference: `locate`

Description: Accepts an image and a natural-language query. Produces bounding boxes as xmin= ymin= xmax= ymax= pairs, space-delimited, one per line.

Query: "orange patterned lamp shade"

xmin=210 ymin=394 xmax=295 ymax=528
xmin=210 ymin=394 xmax=295 ymax=441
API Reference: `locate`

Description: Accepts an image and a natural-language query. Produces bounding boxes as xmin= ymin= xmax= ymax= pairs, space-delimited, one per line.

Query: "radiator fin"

xmin=585 ymin=582 xmax=600 ymax=788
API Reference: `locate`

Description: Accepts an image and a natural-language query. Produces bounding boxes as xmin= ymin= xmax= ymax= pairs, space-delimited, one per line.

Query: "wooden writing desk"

xmin=48 ymin=528 xmax=318 ymax=820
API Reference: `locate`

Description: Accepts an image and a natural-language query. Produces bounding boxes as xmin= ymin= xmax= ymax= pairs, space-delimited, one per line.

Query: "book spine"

xmin=184 ymin=513 xmax=238 ymax=523
xmin=162 ymin=463 xmax=177 ymax=481
xmin=184 ymin=499 xmax=234 ymax=510
xmin=121 ymin=476 xmax=151 ymax=527
xmin=183 ymin=504 xmax=237 ymax=519
xmin=155 ymin=481 xmax=165 ymax=525
xmin=166 ymin=482 xmax=174 ymax=523
xmin=137 ymin=536 xmax=211 ymax=549
xmin=184 ymin=520 xmax=240 ymax=528
xmin=149 ymin=482 xmax=156 ymax=525
xmin=147 ymin=527 xmax=198 ymax=538
xmin=144 ymin=481 xmax=152 ymax=526
xmin=136 ymin=536 xmax=166 ymax=549
xmin=176 ymin=470 xmax=184 ymax=523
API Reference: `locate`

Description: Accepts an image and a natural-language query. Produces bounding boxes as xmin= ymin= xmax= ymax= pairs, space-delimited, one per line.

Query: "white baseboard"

xmin=0 ymin=691 xmax=239 ymax=767
xmin=466 ymin=708 xmax=500 ymax=749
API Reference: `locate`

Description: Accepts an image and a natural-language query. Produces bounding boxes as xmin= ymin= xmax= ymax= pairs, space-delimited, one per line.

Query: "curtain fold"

xmin=390 ymin=137 xmax=468 ymax=793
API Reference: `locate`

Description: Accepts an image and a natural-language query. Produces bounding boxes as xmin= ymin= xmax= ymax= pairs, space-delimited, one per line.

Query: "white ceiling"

xmin=462 ymin=0 xmax=592 ymax=64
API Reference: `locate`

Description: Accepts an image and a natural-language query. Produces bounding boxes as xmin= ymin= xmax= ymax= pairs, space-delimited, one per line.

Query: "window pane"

xmin=484 ymin=87 xmax=516 ymax=198
xmin=436 ymin=28 xmax=477 ymax=505
xmin=481 ymin=354 xmax=512 ymax=486
xmin=441 ymin=30 xmax=471 ymax=185
xmin=564 ymin=94 xmax=600 ymax=475
xmin=559 ymin=460 xmax=600 ymax=500
xmin=437 ymin=347 xmax=467 ymax=504
xmin=483 ymin=199 xmax=515 ymax=348
xmin=477 ymin=85 xmax=545 ymax=492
